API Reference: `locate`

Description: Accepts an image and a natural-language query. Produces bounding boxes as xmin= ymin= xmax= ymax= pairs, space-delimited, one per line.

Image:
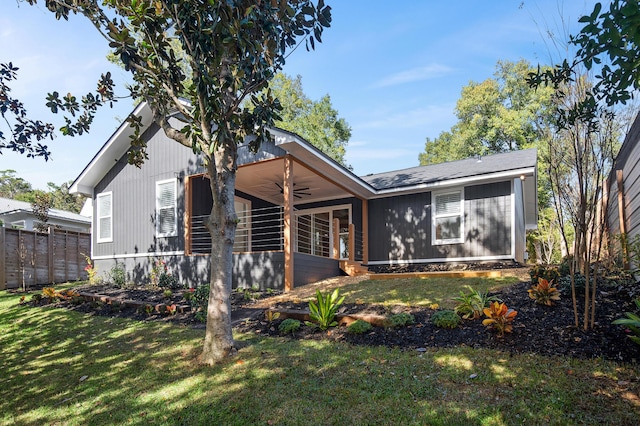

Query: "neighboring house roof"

xmin=0 ymin=197 xmax=91 ymax=227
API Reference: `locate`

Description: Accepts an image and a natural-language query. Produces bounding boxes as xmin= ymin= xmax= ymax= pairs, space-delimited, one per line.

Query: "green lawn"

xmin=1 ymin=280 xmax=639 ymax=425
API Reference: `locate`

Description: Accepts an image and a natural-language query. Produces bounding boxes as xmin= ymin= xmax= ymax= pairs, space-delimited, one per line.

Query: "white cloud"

xmin=358 ymin=103 xmax=455 ymax=130
xmin=371 ymin=64 xmax=454 ymax=88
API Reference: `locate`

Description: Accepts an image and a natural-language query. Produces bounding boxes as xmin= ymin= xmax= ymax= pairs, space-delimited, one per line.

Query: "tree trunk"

xmin=201 ymin=148 xmax=238 ymax=365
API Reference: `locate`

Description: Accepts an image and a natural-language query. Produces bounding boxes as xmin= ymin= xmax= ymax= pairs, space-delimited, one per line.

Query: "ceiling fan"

xmin=274 ymin=182 xmax=311 ymax=199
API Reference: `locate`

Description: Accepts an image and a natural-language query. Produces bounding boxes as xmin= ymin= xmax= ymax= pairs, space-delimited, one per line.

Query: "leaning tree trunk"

xmin=201 ymin=144 xmax=238 ymax=365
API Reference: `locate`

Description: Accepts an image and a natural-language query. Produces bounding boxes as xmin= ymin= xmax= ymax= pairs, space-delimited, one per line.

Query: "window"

xmin=96 ymin=192 xmax=113 ymax=243
xmin=233 ymin=197 xmax=251 ymax=252
xmin=433 ymin=190 xmax=463 ymax=244
xmin=156 ymin=179 xmax=177 ymax=237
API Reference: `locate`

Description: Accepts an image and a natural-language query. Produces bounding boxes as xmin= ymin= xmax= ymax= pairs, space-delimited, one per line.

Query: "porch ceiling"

xmin=236 ymin=157 xmax=352 ymax=206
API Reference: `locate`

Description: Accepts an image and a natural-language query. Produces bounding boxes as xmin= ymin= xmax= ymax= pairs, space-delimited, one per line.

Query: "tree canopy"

xmin=419 ymin=60 xmax=554 ymax=166
xmin=24 ymin=0 xmax=332 ymax=364
xmin=267 ymin=73 xmax=351 ymax=167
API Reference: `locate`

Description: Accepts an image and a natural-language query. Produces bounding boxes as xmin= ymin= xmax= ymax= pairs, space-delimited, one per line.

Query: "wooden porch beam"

xmin=184 ymin=174 xmax=192 ymax=256
xmin=284 ymin=155 xmax=294 ymax=292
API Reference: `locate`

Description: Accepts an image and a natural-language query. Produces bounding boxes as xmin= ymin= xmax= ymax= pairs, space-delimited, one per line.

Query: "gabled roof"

xmin=363 ymin=149 xmax=538 ymax=191
xmin=0 ymin=197 xmax=91 ymax=224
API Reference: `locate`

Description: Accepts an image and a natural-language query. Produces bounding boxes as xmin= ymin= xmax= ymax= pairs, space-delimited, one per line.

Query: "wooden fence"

xmin=0 ymin=227 xmax=91 ymax=290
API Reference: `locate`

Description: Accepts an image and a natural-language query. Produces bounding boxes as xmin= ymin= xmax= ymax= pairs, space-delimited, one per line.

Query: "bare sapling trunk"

xmin=201 ymin=145 xmax=238 ymax=365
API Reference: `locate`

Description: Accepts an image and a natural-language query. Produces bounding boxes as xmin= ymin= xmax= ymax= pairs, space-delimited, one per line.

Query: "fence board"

xmin=0 ymin=228 xmax=90 ymax=290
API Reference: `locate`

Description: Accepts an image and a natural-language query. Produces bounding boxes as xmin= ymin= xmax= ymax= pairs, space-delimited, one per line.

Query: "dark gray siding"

xmin=95 ymin=251 xmax=333 ymax=290
xmin=607 ymin=113 xmax=640 ymax=269
xmin=93 ymin=123 xmax=200 ymax=258
xmin=368 ymin=181 xmax=513 ymax=263
xmin=293 ymin=252 xmax=340 ymax=286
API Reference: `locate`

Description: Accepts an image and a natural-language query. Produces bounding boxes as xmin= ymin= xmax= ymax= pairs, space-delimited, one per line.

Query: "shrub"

xmin=31 ymin=293 xmax=42 ymax=304
xmin=306 ymin=288 xmax=345 ymax=330
xmin=386 ymin=312 xmax=415 ymax=328
xmin=529 ymin=264 xmax=560 ymax=284
xmin=163 ymin=289 xmax=173 ymax=299
xmin=558 ymin=255 xmax=574 ymax=277
xmin=110 ymin=263 xmax=126 ymax=287
xmin=528 ymin=278 xmax=560 ymax=306
xmin=83 ymin=254 xmax=99 ymax=285
xmin=150 ymin=258 xmax=181 ymax=289
xmin=430 ymin=310 xmax=461 ymax=329
xmin=348 ymin=319 xmax=372 ymax=334
xmin=454 ymin=287 xmax=501 ymax=320
xmin=557 ymin=273 xmax=586 ymax=294
xmin=279 ymin=318 xmax=301 ymax=334
xmin=482 ymin=302 xmax=517 ymax=337
xmin=191 ymin=284 xmax=210 ymax=312
xmin=612 ymin=298 xmax=640 ymax=346
xmin=165 ymin=304 xmax=177 ymax=315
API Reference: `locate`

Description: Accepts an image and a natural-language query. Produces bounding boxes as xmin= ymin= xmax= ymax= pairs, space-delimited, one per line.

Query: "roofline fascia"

xmin=69 ymin=102 xmax=151 ymax=196
xmin=366 ymin=166 xmax=537 ymax=199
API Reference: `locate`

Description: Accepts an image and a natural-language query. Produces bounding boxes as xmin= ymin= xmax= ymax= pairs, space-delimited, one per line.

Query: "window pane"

xmin=157 ymin=180 xmax=176 ymax=237
xmin=436 ymin=192 xmax=461 ymax=215
xmin=435 ymin=216 xmax=461 ymax=240
xmin=99 ymin=217 xmax=111 ymax=240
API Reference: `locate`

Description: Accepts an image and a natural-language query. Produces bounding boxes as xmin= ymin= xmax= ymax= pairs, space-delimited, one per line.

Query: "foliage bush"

xmin=612 ymin=298 xmax=640 ymax=346
xmin=454 ymin=287 xmax=501 ymax=320
xmin=279 ymin=318 xmax=301 ymax=335
xmin=558 ymin=255 xmax=574 ymax=277
xmin=190 ymin=284 xmax=210 ymax=312
xmin=430 ymin=310 xmax=461 ymax=329
xmin=347 ymin=319 xmax=373 ymax=334
xmin=529 ymin=264 xmax=559 ymax=284
xmin=150 ymin=258 xmax=182 ymax=289
xmin=528 ymin=278 xmax=560 ymax=306
xmin=557 ymin=273 xmax=586 ymax=294
xmin=385 ymin=312 xmax=415 ymax=328
xmin=307 ymin=288 xmax=344 ymax=330
xmin=482 ymin=302 xmax=517 ymax=337
xmin=110 ymin=263 xmax=127 ymax=288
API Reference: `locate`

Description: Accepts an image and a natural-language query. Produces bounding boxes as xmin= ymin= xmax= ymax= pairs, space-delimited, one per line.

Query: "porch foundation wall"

xmin=94 ymin=251 xmax=340 ymax=290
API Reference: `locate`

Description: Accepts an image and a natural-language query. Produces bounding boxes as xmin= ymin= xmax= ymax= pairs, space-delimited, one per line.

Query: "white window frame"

xmin=294 ymin=204 xmax=352 ymax=258
xmin=156 ymin=179 xmax=177 ymax=238
xmin=432 ymin=189 xmax=464 ymax=245
xmin=234 ymin=196 xmax=252 ymax=252
xmin=96 ymin=191 xmax=113 ymax=243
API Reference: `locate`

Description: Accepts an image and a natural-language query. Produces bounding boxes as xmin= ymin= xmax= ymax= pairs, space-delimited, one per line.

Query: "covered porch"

xmin=184 ymin=151 xmax=371 ymax=290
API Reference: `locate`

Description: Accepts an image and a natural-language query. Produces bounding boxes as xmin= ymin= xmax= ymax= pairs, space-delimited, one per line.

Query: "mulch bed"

xmin=25 ymin=280 xmax=640 ymax=363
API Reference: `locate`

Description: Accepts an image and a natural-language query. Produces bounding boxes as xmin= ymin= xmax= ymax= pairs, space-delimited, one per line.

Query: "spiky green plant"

xmin=306 ymin=288 xmax=345 ymax=330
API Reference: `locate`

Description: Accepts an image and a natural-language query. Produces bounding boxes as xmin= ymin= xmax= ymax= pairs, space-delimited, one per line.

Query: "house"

xmin=70 ymin=102 xmax=537 ymax=289
xmin=0 ymin=197 xmax=91 ymax=233
xmin=606 ymin=112 xmax=640 ymax=270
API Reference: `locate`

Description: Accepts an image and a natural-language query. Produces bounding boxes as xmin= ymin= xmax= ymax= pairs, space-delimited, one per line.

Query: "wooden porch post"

xmin=284 ymin=156 xmax=294 ymax=291
xmin=348 ymin=223 xmax=355 ymax=262
xmin=362 ymin=199 xmax=369 ymax=264
xmin=332 ymin=218 xmax=340 ymax=259
xmin=0 ymin=227 xmax=5 ymax=290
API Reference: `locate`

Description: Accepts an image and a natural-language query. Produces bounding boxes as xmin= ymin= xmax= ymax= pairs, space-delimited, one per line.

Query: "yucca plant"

xmin=454 ymin=287 xmax=501 ymax=319
xmin=307 ymin=288 xmax=345 ymax=330
xmin=612 ymin=298 xmax=640 ymax=345
xmin=528 ymin=278 xmax=560 ymax=306
xmin=482 ymin=301 xmax=517 ymax=337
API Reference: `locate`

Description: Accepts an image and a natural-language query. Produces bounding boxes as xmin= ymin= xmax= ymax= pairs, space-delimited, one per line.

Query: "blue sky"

xmin=1 ymin=1 xmax=599 ymax=190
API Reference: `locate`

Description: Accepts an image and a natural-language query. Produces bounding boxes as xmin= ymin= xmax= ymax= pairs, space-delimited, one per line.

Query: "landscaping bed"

xmin=28 ymin=278 xmax=640 ymax=363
